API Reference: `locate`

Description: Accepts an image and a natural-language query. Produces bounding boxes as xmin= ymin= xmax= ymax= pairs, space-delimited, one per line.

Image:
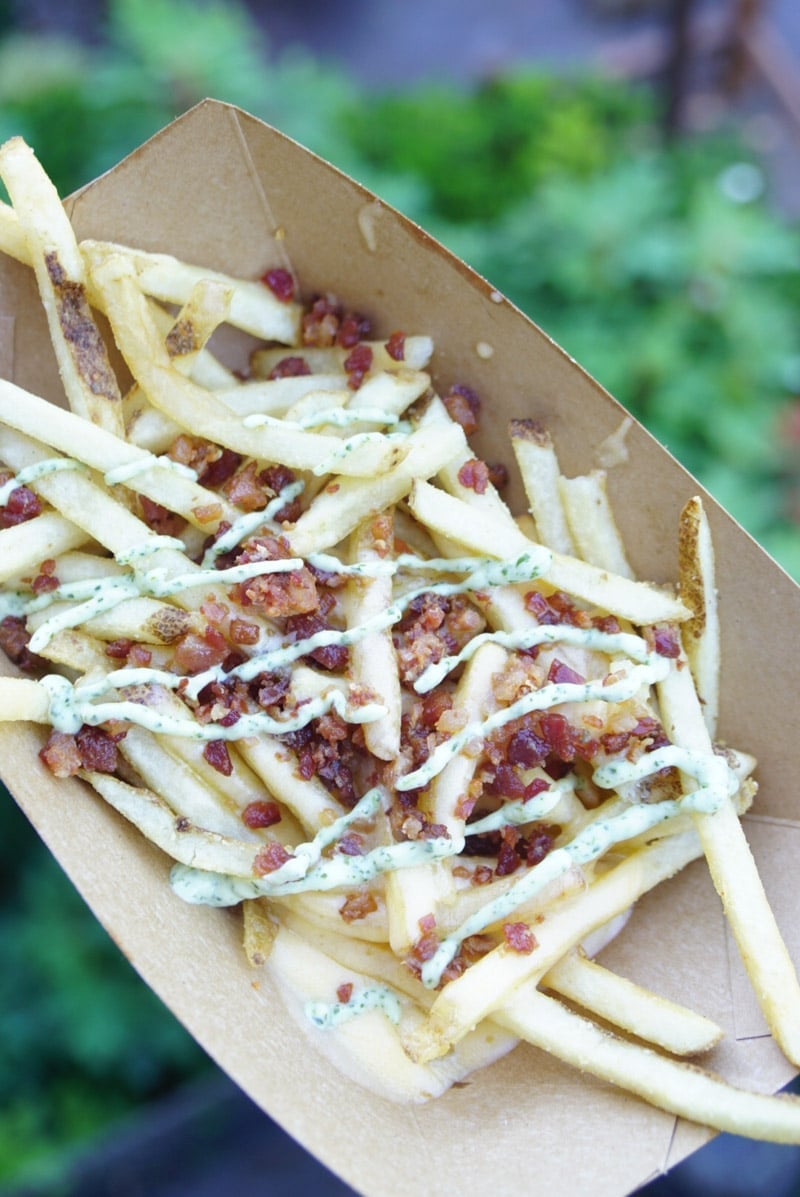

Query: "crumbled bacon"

xmin=336 ymin=312 xmax=371 ymax=348
xmin=442 ymin=383 xmax=481 ymax=436
xmin=252 ymin=671 xmax=291 ymax=709
xmin=337 ymin=832 xmax=365 ymax=856
xmin=253 ymin=841 xmax=293 ymax=875
xmin=337 ymin=982 xmax=354 ymax=1004
xmin=302 ymin=295 xmax=341 ymax=347
xmin=233 ymin=535 xmax=318 ymax=618
xmin=457 ymin=457 xmax=490 ymax=495
xmin=284 ymin=600 xmax=348 ymax=671
xmin=229 ymin=618 xmax=259 ymax=645
xmin=261 ymin=267 xmax=295 ymax=302
xmin=39 ymin=730 xmax=82 ymax=777
xmin=225 ymin=462 xmax=268 ymax=512
xmin=138 ymin=495 xmax=185 ymax=537
xmin=242 ymin=800 xmax=282 ymax=829
xmin=280 ymin=716 xmax=359 ymax=805
xmin=339 ymin=890 xmax=378 ymax=923
xmin=192 ymin=502 xmax=223 ymax=526
xmin=75 ymin=725 xmax=121 ymax=773
xmin=0 ymin=484 xmax=42 ymax=528
xmin=647 ymin=624 xmax=681 ymax=659
xmin=547 ymin=658 xmax=586 ymax=686
xmin=105 ymin=638 xmax=133 ymax=659
xmin=384 ymin=331 xmax=405 ymax=361
xmin=199 ymin=447 xmax=242 ymax=489
xmin=268 ymin=355 xmax=311 ymax=380
xmin=128 ymin=643 xmax=153 ymax=666
xmin=0 ymin=616 xmax=46 ymax=676
xmin=503 ymin=922 xmax=537 ymax=954
xmin=172 ymin=626 xmax=229 ymax=675
xmin=203 ymin=739 xmax=233 ymax=776
xmin=344 ymin=343 xmax=373 ymax=389
xmin=393 ymin=592 xmax=483 ymax=685
xmin=167 ymin=436 xmax=241 ymax=489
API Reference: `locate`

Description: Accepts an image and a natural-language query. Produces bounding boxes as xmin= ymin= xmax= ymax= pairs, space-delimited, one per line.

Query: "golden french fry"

xmin=0 ymin=139 xmax=124 ymax=436
xmin=509 ymin=418 xmax=576 ymax=554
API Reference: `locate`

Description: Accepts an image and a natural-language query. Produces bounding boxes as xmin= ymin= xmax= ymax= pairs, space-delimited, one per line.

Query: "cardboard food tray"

xmin=1 ymin=99 xmax=799 ymax=1196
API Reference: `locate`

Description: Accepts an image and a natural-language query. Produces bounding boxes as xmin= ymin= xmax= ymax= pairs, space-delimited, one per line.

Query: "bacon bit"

xmin=229 ymin=618 xmax=260 ymax=646
xmin=234 ymin=535 xmax=318 ymax=618
xmin=0 ymin=484 xmax=42 ymax=528
xmin=242 ymin=800 xmax=282 ymax=829
xmin=337 ymin=982 xmax=354 ymax=1004
xmin=337 ymin=832 xmax=365 ymax=856
xmin=200 ymin=447 xmax=242 ymax=489
xmin=138 ymin=495 xmax=185 ymax=537
xmin=284 ymin=607 xmax=347 ymax=670
xmin=76 ymin=725 xmax=119 ymax=773
xmin=344 ymin=343 xmax=373 ymax=389
xmin=393 ymin=592 xmax=484 ymax=685
xmin=472 ymin=865 xmax=494 ymax=886
xmin=203 ymin=739 xmax=233 ymax=776
xmin=547 ymin=658 xmax=586 ymax=686
xmin=105 ymin=638 xmax=133 ymax=659
xmin=524 ymin=588 xmax=591 ymax=628
xmin=128 ymin=643 xmax=153 ymax=666
xmin=253 ymin=671 xmax=291 ymax=709
xmin=370 ymin=512 xmax=393 ymax=557
xmin=457 ymin=457 xmax=490 ymax=495
xmin=40 ymin=730 xmax=82 ymax=777
xmin=0 ymin=616 xmax=46 ymax=674
xmin=224 ymin=462 xmax=267 ymax=512
xmin=337 ymin=312 xmax=371 ymax=348
xmin=172 ymin=627 xmax=229 ymax=675
xmin=442 ymin=383 xmax=481 ymax=436
xmin=31 ymin=568 xmax=60 ymax=594
xmin=384 ymin=331 xmax=406 ymax=361
xmin=647 ymin=624 xmax=681 ymax=659
xmin=254 ymin=841 xmax=294 ymax=875
xmin=302 ymin=295 xmax=341 ymax=347
xmin=496 ymin=834 xmax=521 ymax=877
xmin=420 ymin=688 xmax=453 ymax=730
xmin=487 ymin=461 xmax=509 ymax=490
xmin=192 ymin=502 xmax=223 ymax=525
xmin=410 ymin=931 xmax=440 ymax=962
xmin=503 ymin=922 xmax=537 ymax=954
xmin=267 ymin=355 xmax=311 ymax=380
xmin=261 ymin=267 xmax=295 ymax=302
xmin=418 ymin=912 xmax=437 ymax=934
xmin=339 ymin=890 xmax=378 ymax=923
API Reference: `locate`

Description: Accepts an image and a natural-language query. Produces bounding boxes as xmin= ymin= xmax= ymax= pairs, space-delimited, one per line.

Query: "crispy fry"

xmin=0 ymin=139 xmax=124 ymax=436
xmin=498 ymin=988 xmax=800 ymax=1143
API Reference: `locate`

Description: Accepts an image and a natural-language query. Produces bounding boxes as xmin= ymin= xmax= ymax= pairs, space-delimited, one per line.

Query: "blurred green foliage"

xmin=1 ymin=0 xmax=800 ymax=1186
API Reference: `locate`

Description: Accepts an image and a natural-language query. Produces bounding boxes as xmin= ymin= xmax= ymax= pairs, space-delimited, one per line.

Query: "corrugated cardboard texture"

xmin=1 ymin=100 xmax=798 ymax=1196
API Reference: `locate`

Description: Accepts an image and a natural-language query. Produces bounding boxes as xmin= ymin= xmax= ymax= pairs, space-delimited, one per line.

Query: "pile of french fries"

xmin=1 ymin=136 xmax=800 ymax=1135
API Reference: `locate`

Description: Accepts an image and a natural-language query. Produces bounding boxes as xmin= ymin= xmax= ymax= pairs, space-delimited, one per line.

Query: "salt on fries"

xmin=0 ymin=136 xmax=799 ymax=1135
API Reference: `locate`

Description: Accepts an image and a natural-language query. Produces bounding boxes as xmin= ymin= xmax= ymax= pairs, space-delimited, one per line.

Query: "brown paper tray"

xmin=1 ymin=99 xmax=798 ymax=1196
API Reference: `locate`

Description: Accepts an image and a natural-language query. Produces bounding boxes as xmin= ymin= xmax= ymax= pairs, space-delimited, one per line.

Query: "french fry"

xmin=0 ymin=139 xmax=124 ymax=436
xmin=559 ymin=469 xmax=634 ymax=579
xmin=543 ymin=950 xmax=723 ymax=1056
xmin=657 ymin=652 xmax=800 ymax=1067
xmin=509 ymin=419 xmax=576 ymax=554
xmin=678 ymin=496 xmax=720 ymax=735
xmin=497 ymin=988 xmax=800 ymax=1143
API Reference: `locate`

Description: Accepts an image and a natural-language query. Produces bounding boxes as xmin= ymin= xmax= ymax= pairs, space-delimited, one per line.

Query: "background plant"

xmin=1 ymin=0 xmax=799 ymax=1188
